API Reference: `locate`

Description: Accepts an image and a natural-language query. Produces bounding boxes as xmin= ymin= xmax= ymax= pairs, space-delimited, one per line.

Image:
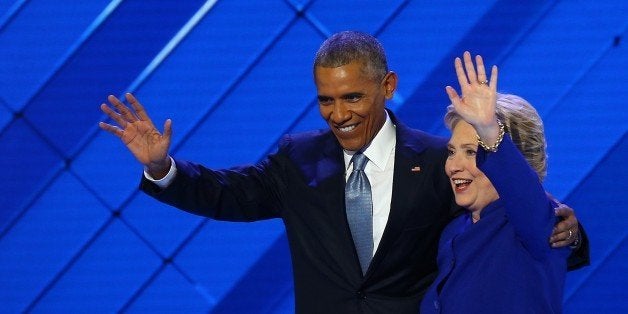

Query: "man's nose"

xmin=331 ymin=102 xmax=351 ymax=123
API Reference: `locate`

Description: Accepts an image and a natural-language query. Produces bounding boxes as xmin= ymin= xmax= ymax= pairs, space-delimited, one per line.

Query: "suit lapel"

xmin=317 ymin=133 xmax=365 ymax=281
xmin=365 ymin=117 xmax=430 ymax=278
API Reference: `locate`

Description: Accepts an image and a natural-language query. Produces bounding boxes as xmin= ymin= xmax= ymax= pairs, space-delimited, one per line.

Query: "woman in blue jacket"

xmin=420 ymin=52 xmax=569 ymax=313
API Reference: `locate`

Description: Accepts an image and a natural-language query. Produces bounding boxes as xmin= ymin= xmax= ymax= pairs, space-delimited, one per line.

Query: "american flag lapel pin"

xmin=411 ymin=166 xmax=421 ymax=172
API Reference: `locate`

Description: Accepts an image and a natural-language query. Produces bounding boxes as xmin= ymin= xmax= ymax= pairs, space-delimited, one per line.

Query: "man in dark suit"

xmin=100 ymin=31 xmax=585 ymax=313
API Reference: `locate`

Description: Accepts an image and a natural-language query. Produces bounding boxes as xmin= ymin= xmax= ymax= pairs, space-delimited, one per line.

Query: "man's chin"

xmin=336 ymin=139 xmax=365 ymax=151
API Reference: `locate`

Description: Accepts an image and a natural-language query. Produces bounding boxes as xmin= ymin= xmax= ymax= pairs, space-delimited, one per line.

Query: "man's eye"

xmin=318 ymin=98 xmax=332 ymax=105
xmin=345 ymin=94 xmax=363 ymax=103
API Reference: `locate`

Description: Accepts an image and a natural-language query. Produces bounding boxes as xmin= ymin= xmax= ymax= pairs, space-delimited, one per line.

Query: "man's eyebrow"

xmin=340 ymin=92 xmax=364 ymax=99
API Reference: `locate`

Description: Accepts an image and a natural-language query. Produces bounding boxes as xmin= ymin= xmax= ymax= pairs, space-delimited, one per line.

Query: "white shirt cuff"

xmin=143 ymin=156 xmax=177 ymax=189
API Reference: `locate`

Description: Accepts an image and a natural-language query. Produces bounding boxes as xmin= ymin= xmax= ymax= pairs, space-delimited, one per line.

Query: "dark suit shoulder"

xmin=389 ymin=111 xmax=447 ymax=153
xmin=404 ymin=127 xmax=448 ymax=148
xmin=395 ymin=122 xmax=448 ymax=164
xmin=278 ymin=129 xmax=339 ymax=160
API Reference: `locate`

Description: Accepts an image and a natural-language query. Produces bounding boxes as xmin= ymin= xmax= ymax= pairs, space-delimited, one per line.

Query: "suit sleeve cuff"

xmin=143 ymin=156 xmax=177 ymax=189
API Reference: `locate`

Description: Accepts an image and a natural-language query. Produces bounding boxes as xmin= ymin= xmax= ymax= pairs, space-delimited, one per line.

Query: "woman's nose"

xmin=446 ymin=156 xmax=463 ymax=175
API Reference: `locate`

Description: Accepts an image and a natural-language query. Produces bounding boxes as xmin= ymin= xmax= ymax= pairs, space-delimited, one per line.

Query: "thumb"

xmin=163 ymin=119 xmax=173 ymax=145
xmin=445 ymin=86 xmax=460 ymax=103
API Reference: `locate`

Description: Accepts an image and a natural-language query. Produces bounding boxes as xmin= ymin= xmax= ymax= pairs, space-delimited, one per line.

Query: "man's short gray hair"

xmin=314 ymin=31 xmax=388 ymax=82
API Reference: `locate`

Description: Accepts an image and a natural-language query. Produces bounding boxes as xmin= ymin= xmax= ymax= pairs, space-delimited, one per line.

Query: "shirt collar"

xmin=344 ymin=111 xmax=396 ymax=171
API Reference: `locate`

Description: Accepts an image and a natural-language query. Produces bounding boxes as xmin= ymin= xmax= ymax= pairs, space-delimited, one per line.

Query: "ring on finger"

xmin=567 ymin=229 xmax=573 ymax=240
xmin=478 ymin=80 xmax=489 ymax=85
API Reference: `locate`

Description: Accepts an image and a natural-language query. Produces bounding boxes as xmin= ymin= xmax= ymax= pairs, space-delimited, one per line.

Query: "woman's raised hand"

xmin=445 ymin=51 xmax=500 ymax=142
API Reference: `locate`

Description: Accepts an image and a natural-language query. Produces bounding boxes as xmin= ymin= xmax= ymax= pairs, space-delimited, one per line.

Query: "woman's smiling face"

xmin=445 ymin=120 xmax=499 ymax=213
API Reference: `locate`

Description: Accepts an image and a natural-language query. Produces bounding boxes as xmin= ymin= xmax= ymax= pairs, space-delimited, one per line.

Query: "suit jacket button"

xmin=356 ymin=291 xmax=366 ymax=299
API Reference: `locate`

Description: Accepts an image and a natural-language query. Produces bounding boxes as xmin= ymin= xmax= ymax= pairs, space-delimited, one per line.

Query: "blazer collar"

xmin=364 ymin=110 xmax=433 ymax=279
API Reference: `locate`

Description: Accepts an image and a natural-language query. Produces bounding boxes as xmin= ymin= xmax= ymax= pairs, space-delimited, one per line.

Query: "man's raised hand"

xmin=99 ymin=93 xmax=172 ymax=179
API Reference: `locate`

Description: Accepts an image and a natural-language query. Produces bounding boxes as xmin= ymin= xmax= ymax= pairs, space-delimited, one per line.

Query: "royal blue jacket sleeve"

xmin=477 ymin=134 xmax=556 ymax=260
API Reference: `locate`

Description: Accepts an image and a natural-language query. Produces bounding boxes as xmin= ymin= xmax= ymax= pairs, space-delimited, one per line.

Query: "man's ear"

xmin=382 ymin=71 xmax=398 ymax=99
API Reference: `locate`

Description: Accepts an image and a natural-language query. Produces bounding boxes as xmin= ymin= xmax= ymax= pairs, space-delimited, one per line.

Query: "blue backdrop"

xmin=0 ymin=0 xmax=626 ymax=312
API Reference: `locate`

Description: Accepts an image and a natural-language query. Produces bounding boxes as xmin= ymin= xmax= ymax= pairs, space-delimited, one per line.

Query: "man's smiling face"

xmin=315 ymin=61 xmax=395 ymax=151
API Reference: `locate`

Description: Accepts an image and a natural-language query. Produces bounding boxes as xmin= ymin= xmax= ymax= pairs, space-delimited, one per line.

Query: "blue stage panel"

xmin=542 ymin=42 xmax=627 ymax=198
xmin=211 ymin=234 xmax=293 ymax=313
xmin=380 ymin=0 xmax=497 ymax=107
xmin=566 ymin=238 xmax=628 ymax=313
xmin=173 ymin=218 xmax=286 ymax=310
xmin=0 ymin=119 xmax=62 ymax=233
xmin=133 ymin=0 xmax=295 ymax=151
xmin=31 ymin=220 xmax=162 ymax=312
xmin=563 ymin=134 xmax=627 ymax=308
xmin=284 ymin=99 xmax=326 ymax=135
xmin=0 ymin=0 xmax=110 ymax=110
xmin=0 ymin=1 xmax=21 ymax=21
xmin=71 ymin=131 xmax=146 ymax=209
xmin=175 ymin=21 xmax=321 ymax=167
xmin=307 ymin=0 xmax=405 ymax=35
xmin=21 ymin=0 xmax=206 ymax=157
xmin=268 ymin=288 xmax=296 ymax=314
xmin=497 ymin=0 xmax=628 ymax=116
xmin=0 ymin=101 xmax=11 ymax=132
xmin=126 ymin=265 xmax=210 ymax=312
xmin=122 ymin=193 xmax=203 ymax=258
xmin=0 ymin=172 xmax=110 ymax=312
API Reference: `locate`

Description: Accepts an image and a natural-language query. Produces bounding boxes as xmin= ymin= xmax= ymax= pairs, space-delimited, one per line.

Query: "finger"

xmin=550 ymin=228 xmax=573 ymax=247
xmin=445 ymin=86 xmax=461 ymax=103
xmin=552 ymin=218 xmax=574 ymax=234
xmin=100 ymin=103 xmax=127 ymax=128
xmin=554 ymin=206 xmax=575 ymax=222
xmin=551 ymin=239 xmax=572 ymax=248
xmin=99 ymin=121 xmax=123 ymax=137
xmin=126 ymin=93 xmax=153 ymax=124
xmin=454 ymin=57 xmax=469 ymax=87
xmin=550 ymin=228 xmax=572 ymax=245
xmin=108 ymin=94 xmax=138 ymax=122
xmin=163 ymin=119 xmax=172 ymax=141
xmin=463 ymin=51 xmax=477 ymax=84
xmin=489 ymin=65 xmax=498 ymax=90
xmin=475 ymin=55 xmax=487 ymax=83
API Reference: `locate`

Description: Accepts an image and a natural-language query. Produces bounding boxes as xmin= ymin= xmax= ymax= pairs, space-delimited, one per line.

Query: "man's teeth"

xmin=338 ymin=125 xmax=356 ymax=132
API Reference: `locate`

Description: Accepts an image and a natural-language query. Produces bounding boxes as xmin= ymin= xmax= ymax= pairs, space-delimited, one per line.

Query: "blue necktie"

xmin=345 ymin=152 xmax=373 ymax=275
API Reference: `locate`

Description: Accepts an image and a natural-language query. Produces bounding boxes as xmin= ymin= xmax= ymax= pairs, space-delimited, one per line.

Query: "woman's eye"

xmin=447 ymin=149 xmax=455 ymax=157
xmin=465 ymin=149 xmax=476 ymax=156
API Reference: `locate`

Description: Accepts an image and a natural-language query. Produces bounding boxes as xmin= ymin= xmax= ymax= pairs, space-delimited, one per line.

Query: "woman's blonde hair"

xmin=444 ymin=93 xmax=548 ymax=181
